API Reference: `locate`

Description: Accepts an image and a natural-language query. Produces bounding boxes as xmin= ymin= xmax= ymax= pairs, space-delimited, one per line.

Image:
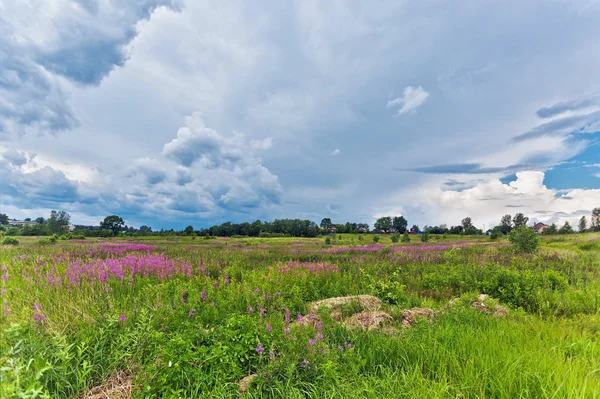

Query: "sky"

xmin=1 ymin=0 xmax=600 ymax=230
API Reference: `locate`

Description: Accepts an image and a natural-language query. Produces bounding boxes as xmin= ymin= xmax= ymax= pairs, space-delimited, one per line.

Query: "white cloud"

xmin=330 ymin=148 xmax=340 ymax=156
xmin=387 ymin=86 xmax=430 ymax=116
xmin=392 ymin=171 xmax=600 ymax=229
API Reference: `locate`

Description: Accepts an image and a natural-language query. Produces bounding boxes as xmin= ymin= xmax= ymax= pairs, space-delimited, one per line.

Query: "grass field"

xmin=2 ymin=234 xmax=600 ymax=398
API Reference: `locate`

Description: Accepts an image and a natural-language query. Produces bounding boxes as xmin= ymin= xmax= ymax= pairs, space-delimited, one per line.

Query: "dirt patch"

xmin=81 ymin=372 xmax=132 ymax=399
xmin=470 ymin=294 xmax=508 ymax=317
xmin=345 ymin=310 xmax=394 ymax=331
xmin=400 ymin=308 xmax=435 ymax=327
xmin=238 ymin=374 xmax=259 ymax=395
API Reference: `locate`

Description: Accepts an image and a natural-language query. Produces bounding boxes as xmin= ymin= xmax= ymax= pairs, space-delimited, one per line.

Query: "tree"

xmin=499 ymin=214 xmax=513 ymax=234
xmin=578 ymin=216 xmax=588 ymax=233
xmin=184 ymin=225 xmax=194 ymax=235
xmin=24 ymin=218 xmax=31 ymax=222
xmin=391 ymin=233 xmax=400 ymax=243
xmin=46 ymin=210 xmax=71 ymax=235
xmin=100 ymin=215 xmax=125 ymax=236
xmin=411 ymin=225 xmax=420 ymax=233
xmin=139 ymin=225 xmax=152 ymax=234
xmin=490 ymin=226 xmax=502 ymax=240
xmin=35 ymin=217 xmax=45 ymax=224
xmin=592 ymin=208 xmax=600 ymax=232
xmin=449 ymin=225 xmax=463 ymax=235
xmin=320 ymin=218 xmax=332 ymax=231
xmin=512 ymin=213 xmax=529 ymax=228
xmin=420 ymin=232 xmax=430 ymax=242
xmin=374 ymin=217 xmax=393 ymax=233
xmin=545 ymin=223 xmax=558 ymax=235
xmin=392 ymin=216 xmax=408 ymax=233
xmin=0 ymin=214 xmax=8 ymax=225
xmin=461 ymin=217 xmax=473 ymax=230
xmin=509 ymin=226 xmax=539 ymax=253
xmin=558 ymin=221 xmax=574 ymax=234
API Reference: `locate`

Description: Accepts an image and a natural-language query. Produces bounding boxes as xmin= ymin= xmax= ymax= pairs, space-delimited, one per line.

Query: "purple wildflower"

xmin=301 ymin=359 xmax=310 ymax=369
xmin=188 ymin=309 xmax=195 ymax=318
xmin=284 ymin=327 xmax=291 ymax=334
xmin=248 ymin=306 xmax=253 ymax=313
xmin=315 ymin=333 xmax=323 ymax=340
xmin=259 ymin=307 xmax=267 ymax=317
xmin=256 ymin=345 xmax=265 ymax=354
xmin=266 ymin=323 xmax=272 ymax=332
xmin=119 ymin=315 xmax=127 ymax=322
xmin=201 ymin=289 xmax=207 ymax=302
xmin=308 ymin=339 xmax=316 ymax=346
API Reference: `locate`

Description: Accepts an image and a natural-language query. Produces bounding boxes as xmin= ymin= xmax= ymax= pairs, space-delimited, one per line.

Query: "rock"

xmin=400 ymin=308 xmax=435 ymax=327
xmin=238 ymin=374 xmax=258 ymax=395
xmin=470 ymin=295 xmax=508 ymax=317
xmin=345 ymin=310 xmax=394 ymax=331
xmin=308 ymin=295 xmax=382 ymax=314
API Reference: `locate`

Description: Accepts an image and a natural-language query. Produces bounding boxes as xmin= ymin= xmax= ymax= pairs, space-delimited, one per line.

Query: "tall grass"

xmin=1 ymin=237 xmax=599 ymax=397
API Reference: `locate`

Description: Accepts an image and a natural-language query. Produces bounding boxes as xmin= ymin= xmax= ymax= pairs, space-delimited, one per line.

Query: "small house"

xmin=533 ymin=222 xmax=549 ymax=235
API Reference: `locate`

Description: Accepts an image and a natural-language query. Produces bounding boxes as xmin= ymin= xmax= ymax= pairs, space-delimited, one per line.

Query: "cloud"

xmin=393 ymin=171 xmax=600 ymax=229
xmin=387 ymin=86 xmax=429 ymax=116
xmin=512 ymin=111 xmax=600 ymax=142
xmin=0 ymin=0 xmax=180 ymax=137
xmin=0 ymin=114 xmax=281 ymax=225
xmin=330 ymin=149 xmax=340 ymax=156
xmin=3 ymin=1 xmax=600 ymax=229
xmin=536 ymin=98 xmax=597 ymax=118
xmin=2 ymin=148 xmax=28 ymax=166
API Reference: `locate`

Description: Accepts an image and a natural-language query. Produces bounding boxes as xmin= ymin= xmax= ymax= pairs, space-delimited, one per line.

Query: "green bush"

xmin=509 ymin=226 xmax=539 ymax=253
xmin=420 ymin=232 xmax=430 ymax=242
xmin=490 ymin=227 xmax=502 ymax=240
xmin=324 ymin=237 xmax=331 ymax=245
xmin=390 ymin=233 xmax=400 ymax=243
xmin=401 ymin=231 xmax=410 ymax=242
xmin=2 ymin=237 xmax=19 ymax=245
xmin=372 ymin=235 xmax=380 ymax=243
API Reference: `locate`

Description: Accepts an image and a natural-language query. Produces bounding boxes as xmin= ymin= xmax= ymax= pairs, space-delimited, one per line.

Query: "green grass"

xmin=1 ymin=234 xmax=600 ymax=398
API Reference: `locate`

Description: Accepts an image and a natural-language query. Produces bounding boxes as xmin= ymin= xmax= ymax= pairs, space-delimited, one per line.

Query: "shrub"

xmin=490 ymin=227 xmax=502 ymax=240
xmin=509 ymin=226 xmax=539 ymax=253
xmin=2 ymin=237 xmax=19 ymax=245
xmin=420 ymin=232 xmax=430 ymax=242
xmin=358 ymin=235 xmax=363 ymax=241
xmin=324 ymin=237 xmax=331 ymax=245
xmin=338 ymin=235 xmax=342 ymax=240
xmin=390 ymin=233 xmax=400 ymax=243
xmin=401 ymin=231 xmax=410 ymax=242
xmin=372 ymin=235 xmax=380 ymax=243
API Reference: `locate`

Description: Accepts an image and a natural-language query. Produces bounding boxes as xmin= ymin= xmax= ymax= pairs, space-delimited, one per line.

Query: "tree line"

xmin=2 ymin=208 xmax=600 ymax=238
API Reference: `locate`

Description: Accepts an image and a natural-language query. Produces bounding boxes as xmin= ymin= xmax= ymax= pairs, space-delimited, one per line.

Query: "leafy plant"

xmin=2 ymin=237 xmax=19 ymax=245
xmin=509 ymin=226 xmax=539 ymax=253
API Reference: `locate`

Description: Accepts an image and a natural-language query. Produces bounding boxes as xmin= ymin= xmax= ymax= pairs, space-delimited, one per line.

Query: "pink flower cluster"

xmin=392 ymin=245 xmax=456 ymax=252
xmin=329 ymin=244 xmax=384 ymax=253
xmin=64 ymin=254 xmax=192 ymax=286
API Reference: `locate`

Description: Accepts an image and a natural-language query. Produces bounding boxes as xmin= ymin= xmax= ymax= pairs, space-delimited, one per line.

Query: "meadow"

xmin=1 ymin=233 xmax=599 ymax=398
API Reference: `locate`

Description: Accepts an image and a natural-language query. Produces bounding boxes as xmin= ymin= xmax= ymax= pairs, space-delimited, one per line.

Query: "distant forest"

xmin=1 ymin=209 xmax=599 ymax=238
